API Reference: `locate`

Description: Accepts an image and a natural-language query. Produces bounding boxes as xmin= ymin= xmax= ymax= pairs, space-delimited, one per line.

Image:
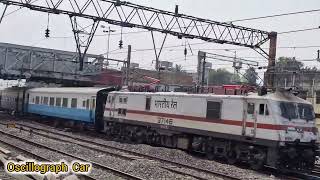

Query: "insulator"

xmin=184 ymin=47 xmax=187 ymax=56
xmin=119 ymin=40 xmax=123 ymax=49
xmin=45 ymin=28 xmax=50 ymax=38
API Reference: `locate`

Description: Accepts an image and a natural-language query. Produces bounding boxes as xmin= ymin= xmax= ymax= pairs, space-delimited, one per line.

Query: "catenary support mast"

xmin=0 ymin=0 xmax=277 ymax=86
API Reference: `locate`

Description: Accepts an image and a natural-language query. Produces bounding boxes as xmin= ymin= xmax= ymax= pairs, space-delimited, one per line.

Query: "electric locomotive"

xmin=103 ymin=90 xmax=319 ymax=170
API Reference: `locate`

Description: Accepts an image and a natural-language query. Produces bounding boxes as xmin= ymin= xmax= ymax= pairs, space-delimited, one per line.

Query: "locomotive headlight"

xmin=287 ymin=127 xmax=296 ymax=131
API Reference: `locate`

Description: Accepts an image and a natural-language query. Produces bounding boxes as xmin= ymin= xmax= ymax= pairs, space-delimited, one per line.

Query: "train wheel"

xmin=226 ymin=150 xmax=238 ymax=165
xmin=53 ymin=119 xmax=60 ymax=128
xmin=249 ymin=149 xmax=266 ymax=170
xmin=205 ymin=146 xmax=215 ymax=160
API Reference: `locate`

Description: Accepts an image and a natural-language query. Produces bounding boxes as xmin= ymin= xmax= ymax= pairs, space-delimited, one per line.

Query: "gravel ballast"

xmin=0 ymin=114 xmax=279 ymax=180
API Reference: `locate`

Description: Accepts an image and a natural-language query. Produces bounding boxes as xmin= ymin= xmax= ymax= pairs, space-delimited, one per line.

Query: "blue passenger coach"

xmin=26 ymin=87 xmax=116 ymax=129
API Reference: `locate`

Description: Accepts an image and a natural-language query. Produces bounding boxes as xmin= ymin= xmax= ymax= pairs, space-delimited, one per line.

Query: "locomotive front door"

xmin=109 ymin=94 xmax=116 ymax=118
xmin=244 ymin=100 xmax=257 ymax=137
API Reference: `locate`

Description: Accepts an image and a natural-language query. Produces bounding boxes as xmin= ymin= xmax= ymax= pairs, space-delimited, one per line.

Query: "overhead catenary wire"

xmin=278 ymin=27 xmax=320 ymax=34
xmin=2 ymin=2 xmax=319 ymax=73
xmin=106 ymin=44 xmax=320 ymax=56
xmin=228 ymin=8 xmax=320 ymax=23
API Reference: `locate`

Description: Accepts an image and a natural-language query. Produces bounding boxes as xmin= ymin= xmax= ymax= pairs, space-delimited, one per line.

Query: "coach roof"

xmin=110 ymin=91 xmax=309 ymax=104
xmin=27 ymin=87 xmax=105 ymax=95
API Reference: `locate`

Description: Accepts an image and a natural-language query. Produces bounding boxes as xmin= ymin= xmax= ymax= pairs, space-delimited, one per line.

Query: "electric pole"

xmin=266 ymin=32 xmax=278 ymax=89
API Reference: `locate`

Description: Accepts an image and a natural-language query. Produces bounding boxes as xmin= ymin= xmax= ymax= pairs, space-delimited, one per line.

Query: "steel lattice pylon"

xmin=0 ymin=0 xmax=277 ymax=86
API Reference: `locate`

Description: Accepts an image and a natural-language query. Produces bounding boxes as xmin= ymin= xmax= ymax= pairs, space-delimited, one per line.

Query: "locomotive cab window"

xmin=119 ymin=96 xmax=128 ymax=104
xmin=206 ymin=101 xmax=221 ymax=119
xmin=259 ymin=104 xmax=264 ymax=115
xmin=259 ymin=104 xmax=269 ymax=115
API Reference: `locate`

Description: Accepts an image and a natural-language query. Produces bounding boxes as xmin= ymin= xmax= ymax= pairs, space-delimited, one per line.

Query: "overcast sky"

xmin=0 ymin=0 xmax=319 ymax=76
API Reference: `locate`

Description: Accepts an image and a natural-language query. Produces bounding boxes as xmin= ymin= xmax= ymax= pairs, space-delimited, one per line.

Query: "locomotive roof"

xmin=27 ymin=87 xmax=106 ymax=95
xmin=110 ymin=91 xmax=310 ymax=104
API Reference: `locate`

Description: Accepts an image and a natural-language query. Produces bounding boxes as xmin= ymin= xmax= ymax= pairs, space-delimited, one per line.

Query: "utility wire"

xmin=229 ymin=8 xmax=320 ymax=22
xmin=278 ymin=27 xmax=320 ymax=34
xmin=107 ymin=44 xmax=320 ymax=55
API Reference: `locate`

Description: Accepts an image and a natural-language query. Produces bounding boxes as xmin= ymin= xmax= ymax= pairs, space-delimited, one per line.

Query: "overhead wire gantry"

xmin=0 ymin=0 xmax=277 ymax=87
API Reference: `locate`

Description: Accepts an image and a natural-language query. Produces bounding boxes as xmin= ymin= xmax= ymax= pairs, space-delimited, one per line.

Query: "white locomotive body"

xmin=104 ymin=90 xmax=319 ymax=170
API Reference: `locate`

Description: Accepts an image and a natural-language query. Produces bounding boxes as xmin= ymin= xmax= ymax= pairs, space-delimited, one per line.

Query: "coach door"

xmin=244 ymin=100 xmax=257 ymax=137
xmin=90 ymin=96 xmax=96 ymax=121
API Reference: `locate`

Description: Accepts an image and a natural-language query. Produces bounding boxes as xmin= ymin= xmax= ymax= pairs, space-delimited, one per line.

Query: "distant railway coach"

xmin=26 ymin=87 xmax=116 ymax=130
xmin=103 ymin=90 xmax=319 ymax=170
xmin=0 ymin=87 xmax=26 ymax=113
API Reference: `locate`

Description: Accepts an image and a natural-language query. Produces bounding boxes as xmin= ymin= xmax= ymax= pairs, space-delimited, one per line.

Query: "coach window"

xmin=43 ymin=97 xmax=49 ymax=105
xmin=206 ymin=101 xmax=221 ymax=119
xmin=56 ymin=98 xmax=61 ymax=107
xmin=40 ymin=96 xmax=44 ymax=104
xmin=35 ymin=96 xmax=40 ymax=104
xmin=259 ymin=104 xmax=265 ymax=115
xmin=146 ymin=97 xmax=151 ymax=110
xmin=62 ymin=98 xmax=68 ymax=107
xmin=247 ymin=103 xmax=255 ymax=114
xmin=71 ymin=98 xmax=77 ymax=108
xmin=82 ymin=100 xmax=86 ymax=108
xmin=123 ymin=97 xmax=128 ymax=104
xmin=86 ymin=99 xmax=90 ymax=109
xmin=49 ymin=97 xmax=55 ymax=106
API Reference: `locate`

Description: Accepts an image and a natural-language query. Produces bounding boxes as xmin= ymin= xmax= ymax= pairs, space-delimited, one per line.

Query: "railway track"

xmin=0 ymin=167 xmax=13 ymax=180
xmin=0 ymin=119 xmax=241 ymax=180
xmin=0 ymin=127 xmax=145 ymax=180
xmin=312 ymin=164 xmax=320 ymax=177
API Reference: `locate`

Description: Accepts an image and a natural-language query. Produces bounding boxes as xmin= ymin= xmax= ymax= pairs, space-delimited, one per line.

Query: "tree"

xmin=208 ymin=68 xmax=233 ymax=85
xmin=274 ymin=57 xmax=304 ymax=88
xmin=243 ymin=67 xmax=258 ymax=86
xmin=276 ymin=57 xmax=303 ymax=71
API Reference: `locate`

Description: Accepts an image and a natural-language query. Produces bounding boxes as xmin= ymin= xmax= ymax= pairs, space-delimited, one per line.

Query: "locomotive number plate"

xmin=157 ymin=117 xmax=173 ymax=126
